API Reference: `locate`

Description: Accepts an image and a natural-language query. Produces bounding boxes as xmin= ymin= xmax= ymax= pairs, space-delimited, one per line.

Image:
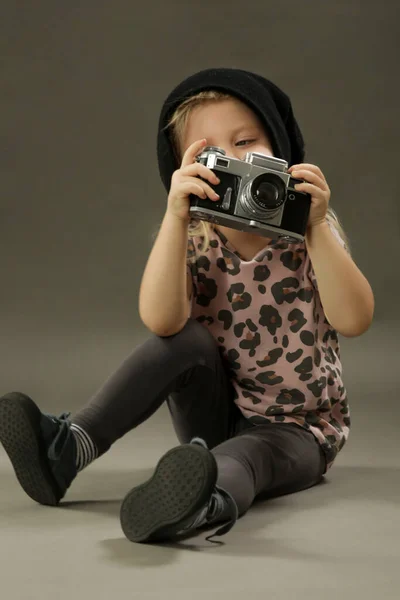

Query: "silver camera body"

xmin=190 ymin=146 xmax=311 ymax=243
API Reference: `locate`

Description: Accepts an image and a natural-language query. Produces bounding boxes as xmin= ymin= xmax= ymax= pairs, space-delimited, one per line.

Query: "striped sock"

xmin=70 ymin=423 xmax=98 ymax=472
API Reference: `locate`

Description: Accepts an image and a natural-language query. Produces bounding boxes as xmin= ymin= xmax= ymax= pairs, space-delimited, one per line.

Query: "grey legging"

xmin=72 ymin=318 xmax=326 ymax=516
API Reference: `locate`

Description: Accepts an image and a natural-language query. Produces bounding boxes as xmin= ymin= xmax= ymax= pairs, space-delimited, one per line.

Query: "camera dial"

xmin=202 ymin=146 xmax=226 ymax=155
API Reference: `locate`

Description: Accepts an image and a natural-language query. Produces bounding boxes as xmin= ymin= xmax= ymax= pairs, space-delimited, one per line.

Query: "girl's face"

xmin=180 ymin=97 xmax=274 ymax=162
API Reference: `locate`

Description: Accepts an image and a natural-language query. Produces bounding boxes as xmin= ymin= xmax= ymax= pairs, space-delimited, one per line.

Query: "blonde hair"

xmin=153 ymin=90 xmax=351 ymax=259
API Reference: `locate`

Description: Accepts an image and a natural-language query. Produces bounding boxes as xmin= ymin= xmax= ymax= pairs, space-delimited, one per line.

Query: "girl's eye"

xmin=236 ymin=139 xmax=255 ymax=147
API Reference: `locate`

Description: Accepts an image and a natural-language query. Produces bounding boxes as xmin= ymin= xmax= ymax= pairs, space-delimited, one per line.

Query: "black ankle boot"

xmin=0 ymin=391 xmax=77 ymax=505
xmin=120 ymin=438 xmax=238 ymax=543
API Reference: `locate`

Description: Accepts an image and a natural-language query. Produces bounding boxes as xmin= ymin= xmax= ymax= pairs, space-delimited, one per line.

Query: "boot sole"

xmin=0 ymin=392 xmax=60 ymax=506
xmin=120 ymin=444 xmax=217 ymax=543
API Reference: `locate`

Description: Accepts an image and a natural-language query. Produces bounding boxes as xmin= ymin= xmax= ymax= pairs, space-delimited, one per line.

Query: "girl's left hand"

xmin=287 ymin=163 xmax=330 ymax=229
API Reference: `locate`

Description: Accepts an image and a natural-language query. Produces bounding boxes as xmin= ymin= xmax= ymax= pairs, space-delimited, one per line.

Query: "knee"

xmin=176 ymin=318 xmax=212 ymax=341
xmin=156 ymin=318 xmax=218 ymax=358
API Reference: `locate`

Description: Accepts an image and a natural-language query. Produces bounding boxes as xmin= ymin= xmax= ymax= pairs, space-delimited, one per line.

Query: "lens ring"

xmin=241 ymin=174 xmax=286 ymax=217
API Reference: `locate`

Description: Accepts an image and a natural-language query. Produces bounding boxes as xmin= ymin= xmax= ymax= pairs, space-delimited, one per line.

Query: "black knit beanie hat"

xmin=157 ymin=67 xmax=305 ymax=192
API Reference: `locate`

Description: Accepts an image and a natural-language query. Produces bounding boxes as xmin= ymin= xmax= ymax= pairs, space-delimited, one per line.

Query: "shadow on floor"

xmin=1 ymin=464 xmax=399 ymax=565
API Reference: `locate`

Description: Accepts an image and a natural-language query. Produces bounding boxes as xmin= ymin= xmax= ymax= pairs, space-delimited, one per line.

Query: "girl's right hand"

xmin=167 ymin=138 xmax=221 ymax=222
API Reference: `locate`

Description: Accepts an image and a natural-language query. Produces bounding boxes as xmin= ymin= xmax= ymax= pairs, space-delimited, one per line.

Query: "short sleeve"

xmin=308 ymin=260 xmax=318 ymax=291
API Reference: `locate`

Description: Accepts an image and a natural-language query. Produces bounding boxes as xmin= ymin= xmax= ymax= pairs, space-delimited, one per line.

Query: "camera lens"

xmin=256 ymin=181 xmax=279 ymax=205
xmin=243 ymin=173 xmax=286 ymax=218
xmin=251 ymin=174 xmax=286 ymax=210
xmin=240 ymin=173 xmax=286 ymax=220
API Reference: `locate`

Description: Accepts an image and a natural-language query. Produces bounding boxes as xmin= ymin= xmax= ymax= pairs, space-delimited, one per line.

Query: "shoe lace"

xmin=45 ymin=412 xmax=73 ymax=461
xmin=190 ymin=437 xmax=239 ymax=544
xmin=205 ymin=486 xmax=239 ymax=544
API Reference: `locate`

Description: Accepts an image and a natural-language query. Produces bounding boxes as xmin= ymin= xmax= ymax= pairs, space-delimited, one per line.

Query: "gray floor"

xmin=0 ymin=319 xmax=399 ymax=600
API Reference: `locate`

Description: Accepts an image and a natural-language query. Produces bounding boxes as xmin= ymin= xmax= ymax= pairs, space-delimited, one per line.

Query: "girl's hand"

xmin=288 ymin=163 xmax=330 ymax=229
xmin=167 ymin=138 xmax=221 ymax=222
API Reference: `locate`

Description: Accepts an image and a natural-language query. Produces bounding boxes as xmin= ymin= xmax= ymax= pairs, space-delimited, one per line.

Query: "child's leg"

xmin=118 ymin=422 xmax=324 ymax=544
xmin=0 ymin=319 xmax=239 ymax=506
xmin=211 ymin=422 xmax=326 ymax=518
xmin=71 ymin=317 xmax=241 ymax=455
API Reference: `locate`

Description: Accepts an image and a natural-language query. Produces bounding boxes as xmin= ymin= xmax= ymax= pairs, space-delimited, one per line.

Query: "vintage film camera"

xmin=190 ymin=146 xmax=311 ymax=243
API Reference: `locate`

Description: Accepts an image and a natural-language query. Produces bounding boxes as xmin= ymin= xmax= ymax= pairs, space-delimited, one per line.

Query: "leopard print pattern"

xmin=187 ymin=224 xmax=350 ymax=471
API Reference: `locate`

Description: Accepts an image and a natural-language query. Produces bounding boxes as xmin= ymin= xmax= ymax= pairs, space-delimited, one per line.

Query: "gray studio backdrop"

xmin=0 ymin=2 xmax=398 ymax=422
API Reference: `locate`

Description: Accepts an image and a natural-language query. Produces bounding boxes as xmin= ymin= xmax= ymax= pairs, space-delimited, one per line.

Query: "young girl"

xmin=0 ymin=68 xmax=374 ymax=545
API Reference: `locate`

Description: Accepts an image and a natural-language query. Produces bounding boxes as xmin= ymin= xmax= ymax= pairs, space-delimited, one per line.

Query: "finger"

xmin=181 ymin=182 xmax=208 ymax=199
xmin=181 ymin=138 xmax=207 ymax=169
xmin=183 ymin=177 xmax=220 ymax=201
xmin=294 ymin=182 xmax=327 ymax=199
xmin=182 ymin=162 xmax=220 ymax=185
xmin=290 ymin=163 xmax=327 ymax=182
xmin=291 ymin=169 xmax=329 ymax=191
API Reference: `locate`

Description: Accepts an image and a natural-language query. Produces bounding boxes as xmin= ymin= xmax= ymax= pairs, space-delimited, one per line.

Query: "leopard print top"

xmin=187 ymin=223 xmax=350 ymax=471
